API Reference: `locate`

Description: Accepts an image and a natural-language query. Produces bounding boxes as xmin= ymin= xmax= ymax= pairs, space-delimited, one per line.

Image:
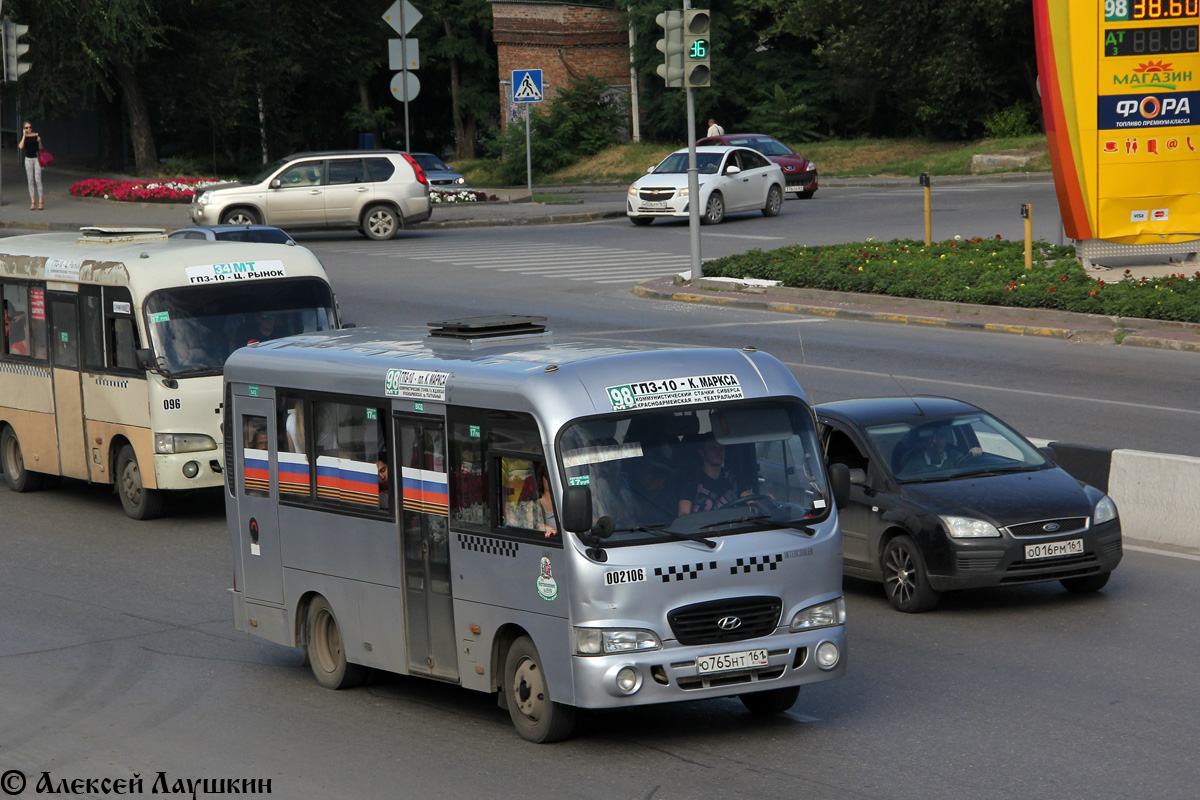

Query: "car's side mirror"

xmin=562 ymin=485 xmax=593 ymax=533
xmin=827 ymin=463 xmax=851 ymax=510
xmin=270 ymin=179 xmax=282 ymax=189
xmin=1038 ymin=445 xmax=1057 ymax=463
xmin=725 ymin=165 xmax=742 ymax=175
xmin=848 ymin=467 xmax=868 ymax=486
xmin=646 ymin=165 xmax=655 ymax=172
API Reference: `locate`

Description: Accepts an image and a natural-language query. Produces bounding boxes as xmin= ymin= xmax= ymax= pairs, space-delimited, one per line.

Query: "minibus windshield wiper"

xmin=611 ymin=524 xmax=717 ymax=549
xmin=699 ymin=513 xmax=817 ymax=535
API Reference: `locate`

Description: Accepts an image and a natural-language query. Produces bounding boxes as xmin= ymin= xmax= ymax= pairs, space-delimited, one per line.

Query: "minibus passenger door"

xmin=395 ymin=415 xmax=459 ymax=682
xmin=48 ymin=293 xmax=90 ymax=480
xmin=234 ymin=394 xmax=284 ymax=605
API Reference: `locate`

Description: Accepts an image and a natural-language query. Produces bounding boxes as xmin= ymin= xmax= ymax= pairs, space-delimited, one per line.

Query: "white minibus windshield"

xmin=558 ymin=399 xmax=831 ymax=545
xmin=144 ymin=278 xmax=335 ymax=376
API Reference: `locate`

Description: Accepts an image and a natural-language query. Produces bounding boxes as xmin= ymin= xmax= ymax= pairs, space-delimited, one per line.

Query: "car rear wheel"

xmin=221 ymin=208 xmax=261 ymax=226
xmin=882 ymin=535 xmax=940 ymax=613
xmin=363 ymin=206 xmax=399 ymax=240
xmin=629 ymin=216 xmax=653 ymax=226
xmin=1061 ymin=572 xmax=1111 ymax=593
xmin=762 ymin=185 xmax=783 ymax=217
xmin=703 ymin=192 xmax=725 ymax=225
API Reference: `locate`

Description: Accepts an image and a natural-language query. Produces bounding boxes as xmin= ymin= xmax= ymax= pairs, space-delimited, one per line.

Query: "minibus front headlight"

xmin=942 ymin=515 xmax=1001 ymax=538
xmin=574 ymin=627 xmax=661 ymax=655
xmin=1094 ymin=495 xmax=1118 ymax=525
xmin=790 ymin=597 xmax=845 ymax=631
xmin=155 ymin=433 xmax=218 ymax=454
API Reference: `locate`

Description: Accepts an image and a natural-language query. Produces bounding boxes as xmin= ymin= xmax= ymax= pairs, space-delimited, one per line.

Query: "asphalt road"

xmin=1 ymin=178 xmax=1197 ymax=800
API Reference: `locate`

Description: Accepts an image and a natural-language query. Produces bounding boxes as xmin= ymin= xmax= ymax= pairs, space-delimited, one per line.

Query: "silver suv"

xmin=189 ymin=150 xmax=432 ymax=240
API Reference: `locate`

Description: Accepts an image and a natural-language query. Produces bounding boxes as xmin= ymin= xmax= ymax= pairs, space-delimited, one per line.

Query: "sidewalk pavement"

xmin=3 ymin=154 xmax=1198 ymax=352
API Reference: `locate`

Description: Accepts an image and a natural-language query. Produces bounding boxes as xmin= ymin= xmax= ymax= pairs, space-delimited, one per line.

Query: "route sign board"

xmin=1035 ymin=0 xmax=1200 ymax=244
xmin=512 ymin=69 xmax=544 ymax=103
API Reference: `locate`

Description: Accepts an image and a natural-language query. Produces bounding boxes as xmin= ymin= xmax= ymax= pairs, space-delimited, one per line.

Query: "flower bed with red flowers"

xmin=69 ymin=177 xmax=222 ymax=203
xmin=705 ymin=235 xmax=1200 ymax=323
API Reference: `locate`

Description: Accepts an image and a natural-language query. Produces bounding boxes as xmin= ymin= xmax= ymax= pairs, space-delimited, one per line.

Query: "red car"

xmin=695 ymin=133 xmax=818 ymax=199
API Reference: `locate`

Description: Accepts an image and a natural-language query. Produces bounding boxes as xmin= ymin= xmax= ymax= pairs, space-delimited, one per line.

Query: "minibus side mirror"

xmin=135 ymin=348 xmax=156 ymax=372
xmin=827 ymin=462 xmax=851 ymax=510
xmin=561 ymin=486 xmax=593 ymax=533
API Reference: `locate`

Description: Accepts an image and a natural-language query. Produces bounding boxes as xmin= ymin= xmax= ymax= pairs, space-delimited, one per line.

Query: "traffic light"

xmin=3 ymin=19 xmax=32 ymax=83
xmin=655 ymin=10 xmax=685 ymax=88
xmin=683 ymin=9 xmax=711 ymax=88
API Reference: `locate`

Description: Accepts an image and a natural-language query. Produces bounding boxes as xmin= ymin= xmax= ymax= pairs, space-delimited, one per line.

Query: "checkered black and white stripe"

xmin=655 ymin=561 xmax=718 ymax=583
xmin=94 ymin=377 xmax=130 ymax=389
xmin=456 ymin=533 xmax=519 ymax=558
xmin=0 ymin=361 xmax=50 ymax=379
xmin=731 ymin=554 xmax=784 ymax=574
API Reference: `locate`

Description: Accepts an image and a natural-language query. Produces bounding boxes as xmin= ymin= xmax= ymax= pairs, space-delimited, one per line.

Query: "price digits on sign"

xmin=1106 ymin=0 xmax=1200 ymax=20
xmin=1106 ymin=24 xmax=1199 ymax=55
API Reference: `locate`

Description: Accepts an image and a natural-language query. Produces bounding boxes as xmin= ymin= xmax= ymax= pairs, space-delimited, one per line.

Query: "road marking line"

xmin=1124 ymin=544 xmax=1200 ymax=562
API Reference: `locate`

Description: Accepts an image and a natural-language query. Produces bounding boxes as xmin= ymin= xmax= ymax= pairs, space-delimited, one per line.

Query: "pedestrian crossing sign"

xmin=512 ymin=69 xmax=544 ymax=103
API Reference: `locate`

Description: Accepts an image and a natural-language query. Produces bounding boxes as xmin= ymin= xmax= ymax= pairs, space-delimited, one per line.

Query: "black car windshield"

xmin=653 ymin=152 xmax=723 ymax=175
xmin=730 ymin=136 xmax=795 ymax=156
xmin=557 ymin=399 xmax=832 ymax=546
xmin=413 ymin=154 xmax=449 ymax=171
xmin=144 ymin=278 xmax=335 ymax=376
xmin=865 ymin=412 xmax=1049 ymax=483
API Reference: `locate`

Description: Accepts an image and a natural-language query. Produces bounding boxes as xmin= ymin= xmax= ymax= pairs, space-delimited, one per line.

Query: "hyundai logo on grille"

xmin=717 ymin=616 xmax=742 ymax=630
xmin=1043 ymin=522 xmax=1061 ymax=532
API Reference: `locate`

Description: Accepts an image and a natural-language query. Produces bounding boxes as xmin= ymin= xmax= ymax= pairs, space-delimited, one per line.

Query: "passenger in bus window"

xmin=677 ymin=432 xmax=751 ymax=515
xmin=3 ymin=302 xmax=29 ymax=356
xmin=535 ymin=461 xmax=557 ymax=538
xmin=377 ymin=450 xmax=390 ymax=509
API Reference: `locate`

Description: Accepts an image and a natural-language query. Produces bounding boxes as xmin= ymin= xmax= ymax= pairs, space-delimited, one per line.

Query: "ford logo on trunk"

xmin=717 ymin=616 xmax=742 ymax=630
xmin=1043 ymin=522 xmax=1061 ymax=532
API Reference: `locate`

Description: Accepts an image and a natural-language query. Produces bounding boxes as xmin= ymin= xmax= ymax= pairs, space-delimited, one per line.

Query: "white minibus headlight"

xmin=155 ymin=433 xmax=218 ymax=454
xmin=942 ymin=515 xmax=1001 ymax=538
xmin=574 ymin=627 xmax=661 ymax=655
xmin=790 ymin=597 xmax=845 ymax=631
xmin=1094 ymin=495 xmax=1118 ymax=525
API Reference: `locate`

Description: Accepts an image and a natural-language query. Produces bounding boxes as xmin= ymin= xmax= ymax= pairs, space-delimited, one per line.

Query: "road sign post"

xmin=512 ymin=69 xmax=544 ymax=199
xmin=383 ymin=0 xmax=422 ymax=152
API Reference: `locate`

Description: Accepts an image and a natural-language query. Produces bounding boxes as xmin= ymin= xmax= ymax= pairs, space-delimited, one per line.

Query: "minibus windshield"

xmin=558 ymin=399 xmax=831 ymax=545
xmin=144 ymin=278 xmax=335 ymax=376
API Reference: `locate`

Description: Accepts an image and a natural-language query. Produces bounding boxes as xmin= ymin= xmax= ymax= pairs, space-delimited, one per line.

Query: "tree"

xmin=421 ymin=0 xmax=497 ymax=158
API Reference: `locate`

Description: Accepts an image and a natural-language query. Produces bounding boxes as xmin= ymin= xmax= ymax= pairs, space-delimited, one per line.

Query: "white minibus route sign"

xmin=185 ymin=260 xmax=287 ymax=285
xmin=45 ymin=259 xmax=82 ymax=281
xmin=605 ymin=374 xmax=743 ymax=410
xmin=385 ymin=368 xmax=449 ymax=400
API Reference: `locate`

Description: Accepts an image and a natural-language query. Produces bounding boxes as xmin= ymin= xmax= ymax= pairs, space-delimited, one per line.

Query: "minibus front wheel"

xmin=503 ymin=636 xmax=575 ymax=743
xmin=116 ymin=445 xmax=164 ymax=521
xmin=305 ymin=596 xmax=368 ymax=690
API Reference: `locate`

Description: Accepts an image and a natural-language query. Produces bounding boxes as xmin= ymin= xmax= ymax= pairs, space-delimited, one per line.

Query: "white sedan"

xmin=627 ymin=145 xmax=786 ymax=225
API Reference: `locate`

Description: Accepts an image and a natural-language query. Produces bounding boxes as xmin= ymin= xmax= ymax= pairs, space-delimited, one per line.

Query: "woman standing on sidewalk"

xmin=18 ymin=120 xmax=45 ymax=210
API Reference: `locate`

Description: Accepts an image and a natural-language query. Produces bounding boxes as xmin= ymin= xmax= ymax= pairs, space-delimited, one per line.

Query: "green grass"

xmin=457 ymin=135 xmax=1051 ymax=187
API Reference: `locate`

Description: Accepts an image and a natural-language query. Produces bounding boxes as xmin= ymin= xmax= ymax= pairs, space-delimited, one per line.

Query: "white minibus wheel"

xmin=116 ymin=444 xmax=164 ymax=521
xmin=503 ymin=636 xmax=575 ymax=743
xmin=305 ymin=596 xmax=368 ymax=690
xmin=1 ymin=426 xmax=46 ymax=493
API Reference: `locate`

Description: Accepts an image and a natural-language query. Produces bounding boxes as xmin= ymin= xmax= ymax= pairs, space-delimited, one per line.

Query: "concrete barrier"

xmin=1107 ymin=449 xmax=1200 ymax=550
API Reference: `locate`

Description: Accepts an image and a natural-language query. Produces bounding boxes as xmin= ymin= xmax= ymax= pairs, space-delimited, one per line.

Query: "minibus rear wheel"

xmin=739 ymin=685 xmax=800 ymax=714
xmin=503 ymin=636 xmax=575 ymax=743
xmin=305 ymin=596 xmax=368 ymax=690
xmin=1 ymin=426 xmax=46 ymax=493
xmin=116 ymin=444 xmax=164 ymax=520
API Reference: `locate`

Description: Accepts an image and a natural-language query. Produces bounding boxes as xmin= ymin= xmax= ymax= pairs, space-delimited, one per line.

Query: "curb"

xmin=630 ymin=279 xmax=1200 ymax=353
xmin=422 ymin=209 xmax=626 ymax=229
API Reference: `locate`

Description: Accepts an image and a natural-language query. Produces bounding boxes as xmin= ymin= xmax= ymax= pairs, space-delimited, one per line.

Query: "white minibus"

xmin=0 ymin=227 xmax=339 ymax=518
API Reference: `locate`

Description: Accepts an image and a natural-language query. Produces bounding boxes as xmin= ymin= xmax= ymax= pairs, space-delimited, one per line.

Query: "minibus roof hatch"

xmin=427 ymin=315 xmax=548 ymax=340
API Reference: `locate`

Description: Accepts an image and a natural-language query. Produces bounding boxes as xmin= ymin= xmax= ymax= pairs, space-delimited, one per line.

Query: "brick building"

xmin=491 ymin=0 xmax=631 ymax=131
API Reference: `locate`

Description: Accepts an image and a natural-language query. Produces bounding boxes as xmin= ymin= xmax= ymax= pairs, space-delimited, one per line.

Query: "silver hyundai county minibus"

xmin=223 ymin=316 xmax=849 ymax=742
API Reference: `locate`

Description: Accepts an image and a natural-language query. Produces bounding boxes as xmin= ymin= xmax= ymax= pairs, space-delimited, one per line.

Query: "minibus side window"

xmin=242 ymin=414 xmax=270 ymax=498
xmin=449 ymin=419 xmax=489 ymax=529
xmin=81 ymin=287 xmax=105 ymax=370
xmin=312 ymin=400 xmax=390 ymax=513
xmin=278 ymin=395 xmax=313 ymax=501
xmin=105 ymin=287 xmax=141 ymax=373
xmin=2 ymin=283 xmax=46 ymax=361
xmin=489 ymin=414 xmax=553 ymax=541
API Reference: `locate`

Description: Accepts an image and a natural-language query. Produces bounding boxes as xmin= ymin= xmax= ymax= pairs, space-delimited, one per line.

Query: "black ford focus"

xmin=815 ymin=396 xmax=1122 ymax=612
